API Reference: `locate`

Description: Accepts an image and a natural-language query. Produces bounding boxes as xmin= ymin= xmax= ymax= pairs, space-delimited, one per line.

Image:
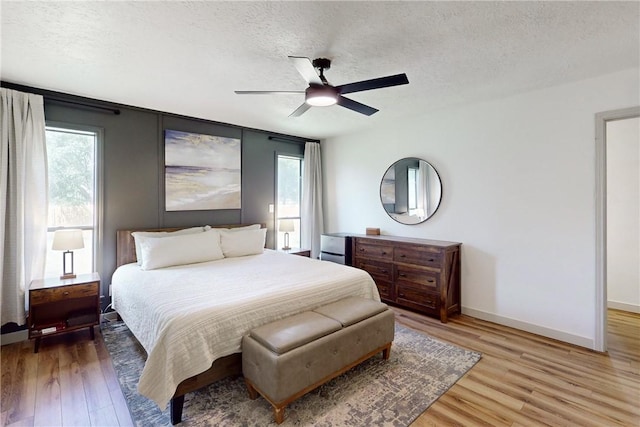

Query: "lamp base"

xmin=61 ymin=250 xmax=76 ymax=280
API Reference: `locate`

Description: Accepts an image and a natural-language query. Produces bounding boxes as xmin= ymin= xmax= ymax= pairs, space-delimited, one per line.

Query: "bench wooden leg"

xmin=245 ymin=378 xmax=258 ymax=400
xmin=382 ymin=343 xmax=391 ymax=360
xmin=274 ymin=405 xmax=285 ymax=424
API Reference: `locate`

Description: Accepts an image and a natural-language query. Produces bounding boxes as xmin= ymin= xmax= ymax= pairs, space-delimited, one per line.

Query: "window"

xmin=44 ymin=125 xmax=101 ymax=278
xmin=276 ymin=154 xmax=303 ymax=249
xmin=408 ymin=167 xmax=418 ymax=211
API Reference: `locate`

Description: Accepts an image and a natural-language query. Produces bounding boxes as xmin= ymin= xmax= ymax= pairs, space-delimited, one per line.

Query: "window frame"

xmin=45 ymin=121 xmax=104 ymax=275
xmin=275 ymin=152 xmax=303 ymax=249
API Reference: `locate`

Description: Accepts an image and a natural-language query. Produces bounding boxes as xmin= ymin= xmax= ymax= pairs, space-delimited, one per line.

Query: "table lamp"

xmin=279 ymin=219 xmax=295 ymax=250
xmin=52 ymin=229 xmax=84 ymax=279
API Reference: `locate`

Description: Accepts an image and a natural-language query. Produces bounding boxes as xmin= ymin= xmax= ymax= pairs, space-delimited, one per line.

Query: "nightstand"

xmin=279 ymin=248 xmax=311 ymax=257
xmin=28 ymin=272 xmax=100 ymax=353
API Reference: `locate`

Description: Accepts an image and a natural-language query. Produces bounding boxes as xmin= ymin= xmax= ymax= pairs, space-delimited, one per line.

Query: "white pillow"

xmin=132 ymin=226 xmax=205 ymax=265
xmin=138 ymin=229 xmax=224 ymax=270
xmin=204 ymin=224 xmax=261 ymax=232
xmin=220 ymin=228 xmax=267 ymax=258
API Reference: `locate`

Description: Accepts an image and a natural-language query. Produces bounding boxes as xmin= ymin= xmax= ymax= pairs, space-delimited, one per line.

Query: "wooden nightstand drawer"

xmin=30 ymin=283 xmax=98 ymax=305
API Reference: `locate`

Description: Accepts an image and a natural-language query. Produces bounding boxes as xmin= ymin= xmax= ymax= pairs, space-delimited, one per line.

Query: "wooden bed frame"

xmin=115 ymin=224 xmax=264 ymax=424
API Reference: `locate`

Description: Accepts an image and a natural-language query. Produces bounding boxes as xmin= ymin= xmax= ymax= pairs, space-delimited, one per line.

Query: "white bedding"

xmin=111 ymin=249 xmax=379 ymax=409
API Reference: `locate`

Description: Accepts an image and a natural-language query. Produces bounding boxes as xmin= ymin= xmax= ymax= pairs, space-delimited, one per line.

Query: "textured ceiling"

xmin=2 ymin=1 xmax=638 ymax=139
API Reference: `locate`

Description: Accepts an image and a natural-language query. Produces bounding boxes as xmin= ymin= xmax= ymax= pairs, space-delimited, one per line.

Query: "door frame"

xmin=594 ymin=106 xmax=640 ymax=352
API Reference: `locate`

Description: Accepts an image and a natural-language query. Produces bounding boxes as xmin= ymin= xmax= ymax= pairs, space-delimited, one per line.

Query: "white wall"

xmin=322 ymin=68 xmax=639 ymax=349
xmin=607 ymin=117 xmax=640 ymax=313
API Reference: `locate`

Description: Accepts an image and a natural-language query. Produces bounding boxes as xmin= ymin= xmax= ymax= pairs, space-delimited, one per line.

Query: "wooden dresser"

xmin=351 ymin=235 xmax=461 ymax=322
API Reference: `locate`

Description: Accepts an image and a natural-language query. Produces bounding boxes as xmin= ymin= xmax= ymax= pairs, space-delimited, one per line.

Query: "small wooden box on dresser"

xmin=28 ymin=272 xmax=101 ymax=353
xmin=351 ymin=236 xmax=461 ymax=322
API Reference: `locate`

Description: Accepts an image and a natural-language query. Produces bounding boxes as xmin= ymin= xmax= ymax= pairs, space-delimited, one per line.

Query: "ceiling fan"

xmin=234 ymin=56 xmax=409 ymax=117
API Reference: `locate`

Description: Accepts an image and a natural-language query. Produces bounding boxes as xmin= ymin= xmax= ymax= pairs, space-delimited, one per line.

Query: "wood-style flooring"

xmin=1 ymin=309 xmax=638 ymax=426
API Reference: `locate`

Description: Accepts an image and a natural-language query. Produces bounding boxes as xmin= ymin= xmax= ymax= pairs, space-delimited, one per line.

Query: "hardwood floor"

xmin=401 ymin=308 xmax=640 ymax=427
xmin=1 ymin=328 xmax=133 ymax=426
xmin=1 ymin=309 xmax=638 ymax=426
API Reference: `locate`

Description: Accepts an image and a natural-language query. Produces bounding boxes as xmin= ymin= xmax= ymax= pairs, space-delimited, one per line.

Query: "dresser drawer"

xmin=396 ymin=284 xmax=440 ymax=314
xmin=374 ymin=280 xmax=393 ymax=301
xmin=355 ymin=241 xmax=394 ymax=261
xmin=394 ymin=245 xmax=442 ymax=269
xmin=354 ymin=259 xmax=393 ymax=282
xmin=30 ymin=283 xmax=98 ymax=305
xmin=395 ymin=265 xmax=439 ymax=290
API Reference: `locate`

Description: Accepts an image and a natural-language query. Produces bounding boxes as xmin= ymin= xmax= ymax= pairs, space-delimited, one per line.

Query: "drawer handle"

xmin=380 ymin=269 xmax=388 ymax=274
xmin=63 ymin=291 xmax=70 ymax=296
xmin=400 ymin=254 xmax=406 ymax=258
xmin=399 ymin=293 xmax=405 ymax=298
xmin=428 ymin=258 xmax=435 ymax=262
xmin=381 ymin=251 xmax=387 ymax=255
xmin=399 ymin=273 xmax=407 ymax=277
xmin=428 ymin=279 xmax=435 ymax=283
xmin=360 ymin=248 xmax=365 ymax=252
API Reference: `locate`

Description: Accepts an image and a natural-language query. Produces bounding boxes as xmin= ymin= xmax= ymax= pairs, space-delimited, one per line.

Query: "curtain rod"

xmin=45 ymin=98 xmax=121 ymax=115
xmin=268 ymin=136 xmax=319 ymax=144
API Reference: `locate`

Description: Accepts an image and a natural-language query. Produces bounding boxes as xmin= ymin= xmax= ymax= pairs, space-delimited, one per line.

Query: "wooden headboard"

xmin=116 ymin=224 xmax=266 ymax=268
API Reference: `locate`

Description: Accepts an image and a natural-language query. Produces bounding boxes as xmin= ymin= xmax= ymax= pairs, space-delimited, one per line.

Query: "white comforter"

xmin=111 ymin=249 xmax=379 ymax=409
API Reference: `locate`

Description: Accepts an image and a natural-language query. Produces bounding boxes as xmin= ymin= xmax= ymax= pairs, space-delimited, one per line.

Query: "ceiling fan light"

xmin=306 ymin=95 xmax=337 ymax=107
xmin=305 ymin=85 xmax=338 ymax=107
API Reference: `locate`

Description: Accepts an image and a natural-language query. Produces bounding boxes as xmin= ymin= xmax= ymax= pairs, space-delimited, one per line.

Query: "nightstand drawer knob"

xmin=63 ymin=291 xmax=70 ymax=296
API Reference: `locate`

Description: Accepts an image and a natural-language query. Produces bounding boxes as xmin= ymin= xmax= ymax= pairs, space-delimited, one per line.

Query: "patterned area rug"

xmin=102 ymin=320 xmax=481 ymax=426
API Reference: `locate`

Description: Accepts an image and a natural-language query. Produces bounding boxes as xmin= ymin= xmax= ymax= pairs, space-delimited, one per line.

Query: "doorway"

xmin=595 ymin=106 xmax=640 ymax=352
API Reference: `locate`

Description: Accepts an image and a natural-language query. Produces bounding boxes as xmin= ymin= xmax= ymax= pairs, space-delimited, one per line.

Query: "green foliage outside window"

xmin=46 ymin=129 xmax=95 ymax=227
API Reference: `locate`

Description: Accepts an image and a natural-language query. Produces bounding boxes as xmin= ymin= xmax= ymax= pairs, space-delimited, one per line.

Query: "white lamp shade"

xmin=279 ymin=219 xmax=295 ymax=232
xmin=52 ymin=229 xmax=85 ymax=251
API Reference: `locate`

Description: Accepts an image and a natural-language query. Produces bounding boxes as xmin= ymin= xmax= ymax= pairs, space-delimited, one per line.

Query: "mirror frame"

xmin=379 ymin=157 xmax=442 ymax=225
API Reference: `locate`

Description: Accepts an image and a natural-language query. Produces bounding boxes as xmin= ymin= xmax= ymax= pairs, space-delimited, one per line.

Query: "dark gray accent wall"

xmin=5 ymin=83 xmax=308 ymax=311
xmin=242 ymin=130 xmax=304 ymax=249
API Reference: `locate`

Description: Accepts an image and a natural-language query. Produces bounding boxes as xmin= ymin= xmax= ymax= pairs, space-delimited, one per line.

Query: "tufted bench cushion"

xmin=242 ymin=297 xmax=395 ymax=424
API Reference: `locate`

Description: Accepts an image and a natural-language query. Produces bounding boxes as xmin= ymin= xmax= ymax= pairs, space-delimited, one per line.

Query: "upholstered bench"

xmin=242 ymin=297 xmax=395 ymax=424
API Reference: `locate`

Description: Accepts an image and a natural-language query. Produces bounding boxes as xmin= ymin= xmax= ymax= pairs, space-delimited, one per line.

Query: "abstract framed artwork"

xmin=165 ymin=130 xmax=241 ymax=211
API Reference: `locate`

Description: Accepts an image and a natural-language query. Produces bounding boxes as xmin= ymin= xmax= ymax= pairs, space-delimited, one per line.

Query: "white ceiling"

xmin=2 ymin=1 xmax=638 ymax=140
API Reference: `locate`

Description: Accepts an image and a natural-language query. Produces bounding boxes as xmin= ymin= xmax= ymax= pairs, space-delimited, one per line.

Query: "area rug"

xmin=102 ymin=321 xmax=481 ymax=426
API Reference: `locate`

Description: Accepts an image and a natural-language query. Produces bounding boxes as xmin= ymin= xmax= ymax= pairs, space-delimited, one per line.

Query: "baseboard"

xmin=461 ymin=307 xmax=595 ymax=350
xmin=607 ymin=301 xmax=640 ymax=313
xmin=0 ymin=330 xmax=28 ymax=345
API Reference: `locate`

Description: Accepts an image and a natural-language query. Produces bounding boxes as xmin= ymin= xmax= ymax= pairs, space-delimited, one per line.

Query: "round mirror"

xmin=380 ymin=158 xmax=442 ymax=224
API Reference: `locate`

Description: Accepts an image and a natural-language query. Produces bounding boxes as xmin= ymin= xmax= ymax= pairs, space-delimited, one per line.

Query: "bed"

xmin=112 ymin=224 xmax=380 ymax=424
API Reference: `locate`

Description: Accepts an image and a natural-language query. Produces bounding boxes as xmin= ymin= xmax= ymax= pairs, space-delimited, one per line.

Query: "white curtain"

xmin=416 ymin=161 xmax=430 ymax=220
xmin=301 ymin=142 xmax=324 ymax=259
xmin=0 ymin=88 xmax=48 ymax=326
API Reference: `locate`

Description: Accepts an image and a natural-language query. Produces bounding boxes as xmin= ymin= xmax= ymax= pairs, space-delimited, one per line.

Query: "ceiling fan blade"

xmin=337 ymin=96 xmax=378 ymax=116
xmin=234 ymin=90 xmax=304 ymax=95
xmin=288 ymin=56 xmax=323 ymax=85
xmin=289 ymin=102 xmax=311 ymax=117
xmin=336 ymin=73 xmax=409 ymax=95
